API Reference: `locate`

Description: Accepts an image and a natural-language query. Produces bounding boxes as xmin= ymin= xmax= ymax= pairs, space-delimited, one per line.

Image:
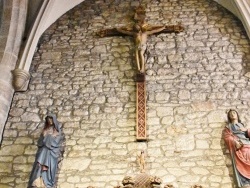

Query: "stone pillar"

xmin=0 ymin=0 xmax=28 ymax=143
xmin=0 ymin=59 xmax=16 ymax=141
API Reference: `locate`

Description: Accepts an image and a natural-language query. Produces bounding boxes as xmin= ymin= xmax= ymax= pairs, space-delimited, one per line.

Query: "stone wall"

xmin=1 ymin=0 xmax=250 ymax=187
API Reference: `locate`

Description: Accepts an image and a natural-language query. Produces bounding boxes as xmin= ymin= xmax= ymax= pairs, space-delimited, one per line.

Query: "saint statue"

xmin=28 ymin=113 xmax=64 ymax=188
xmin=137 ymin=150 xmax=146 ymax=173
xmin=223 ymin=109 xmax=250 ymax=188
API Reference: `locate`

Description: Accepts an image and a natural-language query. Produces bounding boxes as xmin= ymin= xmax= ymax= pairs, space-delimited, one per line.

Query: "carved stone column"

xmin=0 ymin=0 xmax=28 ymax=143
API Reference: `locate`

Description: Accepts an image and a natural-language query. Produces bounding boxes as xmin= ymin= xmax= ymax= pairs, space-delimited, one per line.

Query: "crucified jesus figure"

xmin=97 ymin=5 xmax=184 ymax=140
xmin=116 ymin=23 xmax=165 ymax=73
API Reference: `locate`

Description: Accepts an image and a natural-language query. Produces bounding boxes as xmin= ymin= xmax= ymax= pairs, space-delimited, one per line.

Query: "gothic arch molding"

xmin=13 ymin=0 xmax=85 ymax=91
xmin=214 ymin=0 xmax=250 ymax=39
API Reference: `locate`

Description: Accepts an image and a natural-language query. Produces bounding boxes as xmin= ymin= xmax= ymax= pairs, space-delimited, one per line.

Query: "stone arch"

xmin=6 ymin=1 xmax=249 ymax=187
xmin=13 ymin=0 xmax=85 ymax=91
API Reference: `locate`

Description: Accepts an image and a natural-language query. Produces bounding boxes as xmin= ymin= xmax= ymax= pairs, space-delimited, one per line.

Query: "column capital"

xmin=12 ymin=68 xmax=30 ymax=91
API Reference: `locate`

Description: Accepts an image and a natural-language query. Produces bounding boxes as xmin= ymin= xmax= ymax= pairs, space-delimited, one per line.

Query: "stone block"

xmin=191 ymin=101 xmax=216 ymax=111
xmin=20 ymin=112 xmax=40 ymax=122
xmin=196 ymin=140 xmax=209 ymax=149
xmin=175 ymin=134 xmax=195 ymax=151
xmin=0 ymin=145 xmax=25 ymax=156
xmin=207 ymin=110 xmax=225 ymax=123
xmin=67 ymin=176 xmax=80 ymax=183
xmin=61 ymin=158 xmax=91 ymax=171
xmin=0 ymin=163 xmax=12 ymax=173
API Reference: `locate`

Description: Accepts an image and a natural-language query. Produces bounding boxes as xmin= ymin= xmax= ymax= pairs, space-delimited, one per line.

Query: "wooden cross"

xmin=98 ymin=5 xmax=184 ymax=141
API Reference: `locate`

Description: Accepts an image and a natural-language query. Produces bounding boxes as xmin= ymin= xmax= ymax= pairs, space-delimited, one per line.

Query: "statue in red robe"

xmin=223 ymin=109 xmax=250 ymax=187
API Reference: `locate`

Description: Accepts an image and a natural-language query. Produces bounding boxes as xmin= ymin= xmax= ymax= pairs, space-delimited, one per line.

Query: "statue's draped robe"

xmin=28 ymin=114 xmax=63 ymax=188
xmin=223 ymin=123 xmax=250 ymax=187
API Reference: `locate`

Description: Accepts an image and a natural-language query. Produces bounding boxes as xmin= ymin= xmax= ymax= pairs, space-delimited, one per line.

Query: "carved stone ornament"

xmin=122 ymin=176 xmax=135 ymax=187
xmin=12 ymin=68 xmax=30 ymax=91
xmin=191 ymin=185 xmax=203 ymax=188
xmin=150 ymin=176 xmax=162 ymax=185
xmin=164 ymin=185 xmax=174 ymax=188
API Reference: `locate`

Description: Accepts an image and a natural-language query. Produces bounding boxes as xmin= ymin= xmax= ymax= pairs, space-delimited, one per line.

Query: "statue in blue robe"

xmin=28 ymin=113 xmax=63 ymax=188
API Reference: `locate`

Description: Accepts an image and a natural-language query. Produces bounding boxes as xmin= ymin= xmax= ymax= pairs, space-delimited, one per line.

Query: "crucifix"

xmin=98 ymin=5 xmax=184 ymax=141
